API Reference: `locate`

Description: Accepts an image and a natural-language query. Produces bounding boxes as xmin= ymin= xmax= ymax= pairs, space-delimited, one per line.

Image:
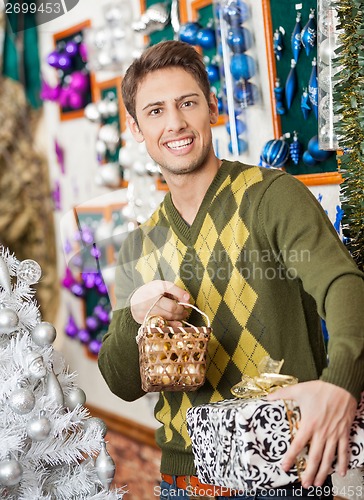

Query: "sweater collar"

xmin=163 ymin=159 xmax=232 ymax=244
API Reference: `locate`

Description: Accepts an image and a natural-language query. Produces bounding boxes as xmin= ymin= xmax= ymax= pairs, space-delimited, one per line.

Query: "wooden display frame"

xmin=53 ymin=20 xmax=94 ymax=122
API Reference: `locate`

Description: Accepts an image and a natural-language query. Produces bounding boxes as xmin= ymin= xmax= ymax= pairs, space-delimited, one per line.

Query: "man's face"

xmin=128 ymin=67 xmax=218 ymax=177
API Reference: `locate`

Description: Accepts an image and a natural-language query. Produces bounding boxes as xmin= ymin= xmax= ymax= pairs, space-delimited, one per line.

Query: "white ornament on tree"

xmin=31 ymin=321 xmax=57 ymax=346
xmin=0 ymin=307 xmax=19 ymax=334
xmin=95 ymin=440 xmax=116 ymax=491
xmin=9 ymin=383 xmax=36 ymax=415
xmin=0 ymin=455 xmax=23 ymax=487
xmin=26 ymin=411 xmax=52 ymax=441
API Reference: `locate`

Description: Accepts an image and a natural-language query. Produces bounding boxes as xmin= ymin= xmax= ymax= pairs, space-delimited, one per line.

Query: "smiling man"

xmin=98 ymin=41 xmax=364 ymax=500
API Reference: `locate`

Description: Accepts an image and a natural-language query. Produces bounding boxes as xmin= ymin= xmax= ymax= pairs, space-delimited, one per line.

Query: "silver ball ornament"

xmin=65 ymin=387 xmax=86 ymax=411
xmin=0 ymin=255 xmax=11 ymax=293
xmin=95 ymin=440 xmax=115 ymax=491
xmin=97 ymin=99 xmax=110 ymax=118
xmin=16 ymin=259 xmax=42 ymax=284
xmin=83 ymin=417 xmax=107 ymax=437
xmin=31 ymin=321 xmax=57 ymax=346
xmin=0 ymin=307 xmax=19 ymax=334
xmin=105 ymin=99 xmax=118 ymax=117
xmin=46 ymin=365 xmax=64 ymax=406
xmin=9 ymin=386 xmax=36 ymax=415
xmin=26 ymin=411 xmax=52 ymax=441
xmin=318 ymin=37 xmax=337 ymax=66
xmin=0 ymin=456 xmax=23 ymax=486
xmin=99 ymin=163 xmax=120 ymax=187
xmin=98 ymin=124 xmax=120 ymax=152
xmin=84 ymin=103 xmax=101 ymax=122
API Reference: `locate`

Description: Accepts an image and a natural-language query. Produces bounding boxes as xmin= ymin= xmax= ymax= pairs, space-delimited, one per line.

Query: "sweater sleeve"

xmin=98 ymin=232 xmax=146 ymax=402
xmin=259 ymin=173 xmax=364 ymax=400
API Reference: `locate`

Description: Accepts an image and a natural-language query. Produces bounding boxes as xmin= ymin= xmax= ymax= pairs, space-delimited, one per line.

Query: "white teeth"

xmin=167 ymin=138 xmax=193 ymax=149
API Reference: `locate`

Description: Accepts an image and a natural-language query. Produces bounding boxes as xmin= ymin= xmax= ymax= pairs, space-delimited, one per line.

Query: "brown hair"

xmin=122 ymin=40 xmax=211 ymax=122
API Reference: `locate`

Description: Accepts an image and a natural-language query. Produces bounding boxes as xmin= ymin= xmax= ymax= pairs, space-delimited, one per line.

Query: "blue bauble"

xmin=228 ymin=138 xmax=248 ymax=155
xmin=223 ymin=1 xmax=250 ymax=27
xmin=196 ymin=28 xmax=216 ymax=50
xmin=307 ymin=135 xmax=333 ymax=161
xmin=302 ymin=150 xmax=318 ymax=166
xmin=233 ymin=80 xmax=258 ymax=107
xmin=227 ymin=27 xmax=252 ymax=53
xmin=230 ymin=54 xmax=256 ymax=81
xmin=226 ymin=119 xmax=247 ymax=137
xmin=206 ymin=64 xmax=220 ymax=84
xmin=261 ymin=139 xmax=289 ymax=168
xmin=179 ymin=22 xmax=201 ymax=45
xmin=217 ymin=97 xmax=224 ymax=114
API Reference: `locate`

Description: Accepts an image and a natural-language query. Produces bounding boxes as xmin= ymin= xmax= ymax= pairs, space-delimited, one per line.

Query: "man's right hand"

xmin=130 ymin=280 xmax=190 ymax=326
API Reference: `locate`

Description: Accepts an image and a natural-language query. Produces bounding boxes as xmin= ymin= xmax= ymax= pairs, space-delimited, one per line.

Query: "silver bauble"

xmin=0 ymin=255 xmax=11 ymax=293
xmin=84 ymin=103 xmax=101 ymax=123
xmin=16 ymin=259 xmax=42 ymax=284
xmin=97 ymin=50 xmax=113 ymax=69
xmin=0 ymin=456 xmax=23 ymax=486
xmin=25 ymin=348 xmax=47 ymax=380
xmin=26 ymin=411 xmax=52 ymax=441
xmin=95 ymin=140 xmax=107 ymax=157
xmin=132 ymin=3 xmax=169 ymax=35
xmin=95 ymin=440 xmax=115 ymax=490
xmin=105 ymin=99 xmax=118 ymax=117
xmin=318 ymin=37 xmax=337 ymax=66
xmin=83 ymin=417 xmax=107 ymax=437
xmin=98 ymin=124 xmax=120 ymax=153
xmin=31 ymin=321 xmax=57 ymax=346
xmin=95 ymin=220 xmax=113 ymax=243
xmin=9 ymin=386 xmax=35 ymax=415
xmin=0 ymin=307 xmax=19 ymax=334
xmin=99 ymin=163 xmax=120 ymax=187
xmin=46 ymin=365 xmax=64 ymax=406
xmin=65 ymin=387 xmax=86 ymax=411
xmin=97 ymin=99 xmax=110 ymax=118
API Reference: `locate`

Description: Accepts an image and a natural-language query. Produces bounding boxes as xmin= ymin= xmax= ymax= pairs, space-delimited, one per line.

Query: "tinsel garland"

xmin=332 ymin=0 xmax=364 ymax=271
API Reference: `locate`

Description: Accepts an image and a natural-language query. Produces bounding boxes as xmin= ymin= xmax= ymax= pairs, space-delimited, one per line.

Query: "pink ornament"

xmin=69 ymin=71 xmax=89 ymax=93
xmin=79 ymin=43 xmax=88 ymax=62
xmin=59 ymin=87 xmax=72 ymax=108
xmin=68 ymin=90 xmax=85 ymax=110
xmin=61 ymin=267 xmax=76 ymax=289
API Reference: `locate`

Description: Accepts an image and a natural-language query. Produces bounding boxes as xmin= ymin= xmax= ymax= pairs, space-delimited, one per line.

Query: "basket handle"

xmin=136 ymin=295 xmax=211 ymax=343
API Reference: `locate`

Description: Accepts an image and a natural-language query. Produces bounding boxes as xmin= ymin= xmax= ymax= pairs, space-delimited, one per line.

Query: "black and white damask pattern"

xmin=186 ymin=394 xmax=364 ymax=491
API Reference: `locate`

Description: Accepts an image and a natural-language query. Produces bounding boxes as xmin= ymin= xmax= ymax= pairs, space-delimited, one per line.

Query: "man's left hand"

xmin=266 ymin=380 xmax=357 ymax=488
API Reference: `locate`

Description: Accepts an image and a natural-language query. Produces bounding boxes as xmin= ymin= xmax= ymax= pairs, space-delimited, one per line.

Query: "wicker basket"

xmin=136 ymin=302 xmax=212 ymax=392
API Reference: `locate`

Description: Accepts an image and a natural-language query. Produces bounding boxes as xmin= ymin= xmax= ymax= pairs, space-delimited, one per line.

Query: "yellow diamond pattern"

xmin=196 ymin=272 xmax=222 ymax=323
xmin=170 ymin=392 xmax=195 ymax=449
xmin=223 ymin=267 xmax=257 ymax=328
xmin=155 ymin=393 xmax=173 ymax=443
xmin=206 ymin=333 xmax=230 ymax=390
xmin=232 ymin=329 xmax=269 ymax=377
xmin=231 ymin=166 xmax=263 ymax=203
xmin=220 ymin=211 xmax=249 ymax=263
xmin=195 ymin=214 xmax=219 ymax=267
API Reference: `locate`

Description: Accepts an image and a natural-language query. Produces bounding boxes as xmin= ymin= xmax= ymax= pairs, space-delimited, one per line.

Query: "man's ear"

xmin=208 ymin=92 xmax=219 ymax=125
xmin=126 ymin=113 xmax=144 ymax=143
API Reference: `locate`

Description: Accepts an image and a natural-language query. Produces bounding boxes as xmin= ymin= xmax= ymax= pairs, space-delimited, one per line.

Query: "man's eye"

xmin=150 ymin=108 xmax=161 ymax=116
xmin=182 ymin=101 xmax=194 ymax=108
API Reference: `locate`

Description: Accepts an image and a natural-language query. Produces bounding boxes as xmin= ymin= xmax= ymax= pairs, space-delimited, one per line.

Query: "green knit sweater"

xmin=98 ymin=160 xmax=364 ymax=475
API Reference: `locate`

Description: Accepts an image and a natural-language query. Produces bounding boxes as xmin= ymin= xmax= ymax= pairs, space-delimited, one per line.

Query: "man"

xmin=98 ymin=40 xmax=364 ymax=500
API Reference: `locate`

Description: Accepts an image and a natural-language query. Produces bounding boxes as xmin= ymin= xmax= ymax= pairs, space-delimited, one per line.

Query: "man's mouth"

xmin=166 ymin=138 xmax=193 ymax=150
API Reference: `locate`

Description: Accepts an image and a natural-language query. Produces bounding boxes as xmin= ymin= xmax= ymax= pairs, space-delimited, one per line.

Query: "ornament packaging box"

xmin=186 ymin=395 xmax=364 ymax=491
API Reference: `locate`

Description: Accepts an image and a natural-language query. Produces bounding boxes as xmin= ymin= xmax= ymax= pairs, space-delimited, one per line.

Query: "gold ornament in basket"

xmin=136 ymin=301 xmax=212 ymax=392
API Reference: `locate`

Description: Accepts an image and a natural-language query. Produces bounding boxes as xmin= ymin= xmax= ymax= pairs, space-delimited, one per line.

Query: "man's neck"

xmin=163 ymin=157 xmax=222 ymax=226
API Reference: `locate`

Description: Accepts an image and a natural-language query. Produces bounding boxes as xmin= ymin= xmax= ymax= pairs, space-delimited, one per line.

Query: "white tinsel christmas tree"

xmin=0 ymin=246 xmax=126 ymax=499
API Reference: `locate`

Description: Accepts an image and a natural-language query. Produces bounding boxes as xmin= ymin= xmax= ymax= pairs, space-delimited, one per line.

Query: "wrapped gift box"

xmin=186 ymin=394 xmax=364 ymax=491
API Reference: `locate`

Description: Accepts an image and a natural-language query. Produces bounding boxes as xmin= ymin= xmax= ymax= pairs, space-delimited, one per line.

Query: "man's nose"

xmin=166 ymin=108 xmax=187 ymax=132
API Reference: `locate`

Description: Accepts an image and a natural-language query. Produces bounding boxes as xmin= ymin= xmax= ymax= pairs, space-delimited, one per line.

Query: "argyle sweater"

xmin=98 ymin=160 xmax=364 ymax=476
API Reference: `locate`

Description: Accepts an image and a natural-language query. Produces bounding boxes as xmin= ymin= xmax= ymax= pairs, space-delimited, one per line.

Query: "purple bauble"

xmin=230 ymin=53 xmax=256 ymax=81
xmin=85 ymin=316 xmax=99 ymax=332
xmin=97 ymin=283 xmax=108 ymax=295
xmin=227 ymin=27 xmax=252 ymax=54
xmin=77 ymin=329 xmax=91 ymax=344
xmin=68 ymin=90 xmax=85 ymax=110
xmin=47 ymin=50 xmax=61 ymax=68
xmin=196 ymin=28 xmax=216 ymax=50
xmin=82 ymin=272 xmax=96 ymax=289
xmin=65 ymin=40 xmax=79 ymax=57
xmin=57 ymin=53 xmax=72 ymax=70
xmin=65 ymin=315 xmax=78 ymax=337
xmin=59 ymin=87 xmax=72 ymax=108
xmin=98 ymin=308 xmax=110 ymax=324
xmin=88 ymin=339 xmax=102 ymax=355
xmin=69 ymin=71 xmax=89 ymax=93
xmin=79 ymin=43 xmax=88 ymax=62
xmin=62 ymin=267 xmax=76 ymax=290
xmin=70 ymin=283 xmax=85 ymax=298
xmin=179 ymin=22 xmax=201 ymax=45
xmin=80 ymin=227 xmax=94 ymax=245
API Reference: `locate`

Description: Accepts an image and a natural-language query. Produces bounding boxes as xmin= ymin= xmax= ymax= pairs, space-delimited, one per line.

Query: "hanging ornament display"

xmin=16 ymin=259 xmax=42 ymax=284
xmin=307 ymin=135 xmax=333 ymax=161
xmin=83 ymin=417 xmax=108 ymax=438
xmin=301 ymin=8 xmax=317 ymax=57
xmin=65 ymin=387 xmax=87 ymax=411
xmin=273 ymin=78 xmax=285 ymax=115
xmin=308 ymin=58 xmax=318 ymax=119
xmin=132 ymin=2 xmax=170 ymax=35
xmin=273 ymin=26 xmax=285 ymax=61
xmin=26 ymin=411 xmax=52 ymax=441
xmin=46 ymin=364 xmax=65 ymax=406
xmin=31 ymin=322 xmax=57 ymax=347
xmin=0 ymin=455 xmax=23 ymax=487
xmin=302 ymin=150 xmax=318 ymax=167
xmin=9 ymin=384 xmax=36 ymax=415
xmin=196 ymin=27 xmax=216 ymax=49
xmin=291 ymin=11 xmax=302 ymax=62
xmin=0 ymin=255 xmax=11 ymax=294
xmin=227 ymin=26 xmax=252 ymax=53
xmin=300 ymin=88 xmax=311 ymax=120
xmin=260 ymin=138 xmax=290 ymax=168
xmin=230 ymin=53 xmax=256 ymax=80
xmin=179 ymin=22 xmax=201 ymax=44
xmin=285 ymin=59 xmax=298 ymax=109
xmin=289 ymin=132 xmax=303 ymax=165
xmin=0 ymin=307 xmax=19 ymax=334
xmin=95 ymin=440 xmax=116 ymax=491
